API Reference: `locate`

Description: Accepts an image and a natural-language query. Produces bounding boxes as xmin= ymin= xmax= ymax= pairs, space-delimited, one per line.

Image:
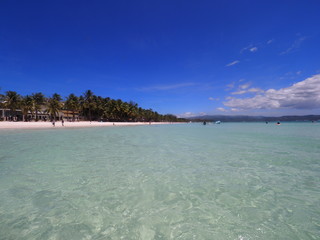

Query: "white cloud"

xmin=231 ymin=86 xmax=263 ymax=95
xmin=177 ymin=112 xmax=196 ymax=118
xmin=280 ymin=36 xmax=306 ymax=55
xmin=248 ymin=88 xmax=264 ymax=93
xmin=280 ymin=71 xmax=304 ymax=80
xmin=267 ymin=39 xmax=274 ymax=44
xmin=250 ymin=47 xmax=258 ymax=52
xmin=241 ymin=44 xmax=258 ymax=53
xmin=226 ymin=82 xmax=235 ymax=90
xmin=177 ymin=112 xmax=207 ymax=118
xmin=228 ymin=80 xmax=263 ymax=95
xmin=241 ymin=45 xmax=251 ymax=53
xmin=209 ymin=97 xmax=219 ymax=101
xmin=217 ymin=107 xmax=227 ymax=112
xmin=231 ymin=90 xmax=247 ymax=95
xmin=137 ymin=82 xmax=196 ymax=91
xmin=226 ymin=60 xmax=240 ymax=67
xmin=230 ymin=82 xmax=257 ymax=95
xmin=223 ymin=74 xmax=320 ymax=110
xmin=239 ymin=83 xmax=251 ymax=89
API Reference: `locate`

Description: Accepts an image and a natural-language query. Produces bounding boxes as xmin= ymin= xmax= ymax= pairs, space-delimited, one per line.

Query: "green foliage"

xmin=4 ymin=91 xmax=21 ymax=118
xmin=46 ymin=93 xmax=62 ymax=120
xmin=65 ymin=93 xmax=80 ymax=121
xmin=1 ymin=89 xmax=186 ymax=122
xmin=32 ymin=92 xmax=45 ymax=121
xmin=0 ymin=88 xmax=4 ymax=108
xmin=20 ymin=95 xmax=34 ymax=121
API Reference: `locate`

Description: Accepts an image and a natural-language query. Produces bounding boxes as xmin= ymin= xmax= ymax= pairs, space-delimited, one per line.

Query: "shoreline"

xmin=0 ymin=121 xmax=176 ymax=130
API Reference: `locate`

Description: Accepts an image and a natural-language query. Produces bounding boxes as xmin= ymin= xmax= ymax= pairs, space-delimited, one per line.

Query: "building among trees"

xmin=0 ymin=90 xmax=184 ymax=123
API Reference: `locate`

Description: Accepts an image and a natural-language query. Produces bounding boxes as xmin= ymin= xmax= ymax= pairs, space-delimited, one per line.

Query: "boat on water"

xmin=215 ymin=121 xmax=221 ymax=124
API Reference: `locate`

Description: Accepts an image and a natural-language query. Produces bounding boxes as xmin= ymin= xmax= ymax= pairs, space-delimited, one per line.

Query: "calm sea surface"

xmin=0 ymin=123 xmax=319 ymax=240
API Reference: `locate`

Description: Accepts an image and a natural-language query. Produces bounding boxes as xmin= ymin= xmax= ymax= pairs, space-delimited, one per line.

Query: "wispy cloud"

xmin=226 ymin=82 xmax=235 ymax=90
xmin=241 ymin=39 xmax=275 ymax=54
xmin=267 ymin=39 xmax=274 ymax=44
xmin=249 ymin=47 xmax=258 ymax=52
xmin=248 ymin=88 xmax=264 ymax=93
xmin=231 ymin=90 xmax=247 ymax=95
xmin=241 ymin=44 xmax=258 ymax=53
xmin=223 ymin=74 xmax=320 ymax=110
xmin=177 ymin=112 xmax=206 ymax=118
xmin=217 ymin=107 xmax=227 ymax=112
xmin=279 ymin=71 xmax=303 ymax=80
xmin=229 ymin=82 xmax=264 ymax=95
xmin=137 ymin=82 xmax=196 ymax=91
xmin=239 ymin=83 xmax=251 ymax=89
xmin=226 ymin=79 xmax=250 ymax=92
xmin=209 ymin=97 xmax=219 ymax=101
xmin=240 ymin=46 xmax=250 ymax=53
xmin=177 ymin=112 xmax=196 ymax=118
xmin=226 ymin=60 xmax=240 ymax=67
xmin=280 ymin=36 xmax=307 ymax=55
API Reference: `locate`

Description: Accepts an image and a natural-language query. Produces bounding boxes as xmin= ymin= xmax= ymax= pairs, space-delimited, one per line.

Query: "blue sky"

xmin=1 ymin=0 xmax=320 ymax=116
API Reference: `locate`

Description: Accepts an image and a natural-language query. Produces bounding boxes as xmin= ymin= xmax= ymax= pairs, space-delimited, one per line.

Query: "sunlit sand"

xmin=0 ymin=121 xmax=173 ymax=129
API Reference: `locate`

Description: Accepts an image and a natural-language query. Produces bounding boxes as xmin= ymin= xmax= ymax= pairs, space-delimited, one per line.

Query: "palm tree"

xmin=83 ymin=90 xmax=95 ymax=121
xmin=113 ymin=99 xmax=124 ymax=121
xmin=93 ymin=96 xmax=106 ymax=121
xmin=104 ymin=99 xmax=116 ymax=121
xmin=20 ymin=95 xmax=34 ymax=121
xmin=118 ymin=100 xmax=129 ymax=121
xmin=143 ymin=108 xmax=155 ymax=122
xmin=128 ymin=101 xmax=138 ymax=121
xmin=0 ymin=87 xmax=4 ymax=108
xmin=99 ymin=97 xmax=110 ymax=120
xmin=4 ymin=91 xmax=21 ymax=121
xmin=65 ymin=93 xmax=80 ymax=121
xmin=32 ymin=92 xmax=45 ymax=121
xmin=0 ymin=88 xmax=4 ymax=120
xmin=52 ymin=93 xmax=62 ymax=102
xmin=0 ymin=88 xmax=183 ymax=123
xmin=46 ymin=93 xmax=62 ymax=122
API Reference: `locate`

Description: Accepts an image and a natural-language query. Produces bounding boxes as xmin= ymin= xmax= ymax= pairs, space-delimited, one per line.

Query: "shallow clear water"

xmin=0 ymin=123 xmax=319 ymax=240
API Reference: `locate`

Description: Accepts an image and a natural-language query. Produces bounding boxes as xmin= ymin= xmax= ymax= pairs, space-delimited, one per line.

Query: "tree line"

xmin=0 ymin=89 xmax=185 ymax=122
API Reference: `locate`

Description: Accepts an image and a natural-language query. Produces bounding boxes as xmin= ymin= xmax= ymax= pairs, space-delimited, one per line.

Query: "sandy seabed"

xmin=0 ymin=121 xmax=173 ymax=129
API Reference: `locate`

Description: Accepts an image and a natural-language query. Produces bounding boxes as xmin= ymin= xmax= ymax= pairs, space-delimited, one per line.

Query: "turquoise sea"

xmin=0 ymin=123 xmax=319 ymax=240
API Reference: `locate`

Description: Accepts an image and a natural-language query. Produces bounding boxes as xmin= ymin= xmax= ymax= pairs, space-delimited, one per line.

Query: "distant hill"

xmin=188 ymin=115 xmax=320 ymax=122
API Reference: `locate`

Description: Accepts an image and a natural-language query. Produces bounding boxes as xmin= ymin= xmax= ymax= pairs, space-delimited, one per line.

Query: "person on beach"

xmin=62 ymin=119 xmax=64 ymax=126
xmin=52 ymin=120 xmax=55 ymax=127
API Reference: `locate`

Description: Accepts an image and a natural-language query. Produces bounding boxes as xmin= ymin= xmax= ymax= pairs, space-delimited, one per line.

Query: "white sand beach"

xmin=0 ymin=121 xmax=173 ymax=129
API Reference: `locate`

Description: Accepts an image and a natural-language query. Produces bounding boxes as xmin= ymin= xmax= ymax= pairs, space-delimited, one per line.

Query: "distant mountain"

xmin=187 ymin=115 xmax=320 ymax=122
